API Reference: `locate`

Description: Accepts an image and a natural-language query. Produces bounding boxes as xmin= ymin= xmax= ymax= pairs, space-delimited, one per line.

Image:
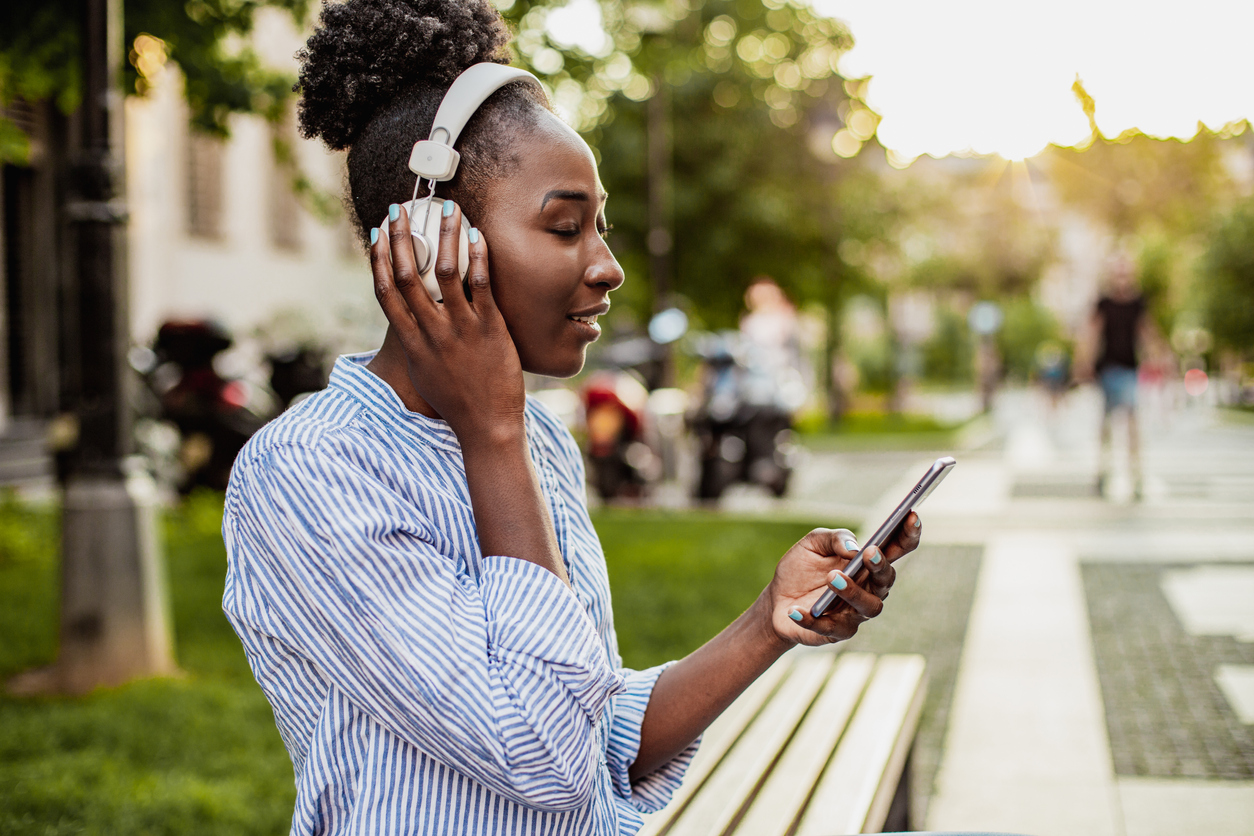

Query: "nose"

xmin=586 ymin=238 xmax=625 ymax=292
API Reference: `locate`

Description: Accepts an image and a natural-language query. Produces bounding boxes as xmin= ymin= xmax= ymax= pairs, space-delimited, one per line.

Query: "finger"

xmin=465 ymin=227 xmax=498 ymax=316
xmin=826 ymin=569 xmax=884 ymax=620
xmin=801 ymin=528 xmax=860 ymax=560
xmin=371 ymin=223 xmax=420 ymax=332
xmin=387 ymin=202 xmax=437 ymax=321
xmin=434 ymin=199 xmax=471 ymax=318
xmin=784 ymin=604 xmax=842 ymax=642
xmin=862 ymin=545 xmax=897 ymax=595
xmin=883 ymin=511 xmax=922 ymax=563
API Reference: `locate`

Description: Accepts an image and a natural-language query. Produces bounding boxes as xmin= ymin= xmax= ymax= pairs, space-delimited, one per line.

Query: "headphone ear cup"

xmin=403 ymin=199 xmax=471 ymax=303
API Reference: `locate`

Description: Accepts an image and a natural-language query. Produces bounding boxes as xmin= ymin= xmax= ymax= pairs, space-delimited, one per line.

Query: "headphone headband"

xmin=408 ymin=63 xmax=544 ymax=182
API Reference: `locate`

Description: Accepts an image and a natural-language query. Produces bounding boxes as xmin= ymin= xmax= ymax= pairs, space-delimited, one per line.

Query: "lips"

xmin=567 ymin=303 xmax=609 ymax=337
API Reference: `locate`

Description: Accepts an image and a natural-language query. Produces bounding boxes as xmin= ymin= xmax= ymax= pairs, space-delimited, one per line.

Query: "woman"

xmin=222 ymin=0 xmax=921 ymax=833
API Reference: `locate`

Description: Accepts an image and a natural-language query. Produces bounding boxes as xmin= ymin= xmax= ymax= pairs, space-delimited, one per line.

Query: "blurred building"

xmin=0 ymin=8 xmax=382 ymax=437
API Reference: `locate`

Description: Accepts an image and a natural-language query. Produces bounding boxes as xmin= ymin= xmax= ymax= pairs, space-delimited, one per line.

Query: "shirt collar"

xmin=328 ymin=352 xmax=550 ymax=457
xmin=328 ymin=352 xmax=464 ymax=453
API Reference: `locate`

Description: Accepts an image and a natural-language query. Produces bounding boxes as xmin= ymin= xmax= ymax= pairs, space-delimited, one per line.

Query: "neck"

xmin=366 ymin=327 xmax=442 ymax=419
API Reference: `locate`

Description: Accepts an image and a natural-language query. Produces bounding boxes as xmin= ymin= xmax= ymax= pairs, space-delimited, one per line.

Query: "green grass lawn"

xmin=797 ymin=409 xmax=975 ymax=452
xmin=0 ymin=492 xmax=834 ymax=835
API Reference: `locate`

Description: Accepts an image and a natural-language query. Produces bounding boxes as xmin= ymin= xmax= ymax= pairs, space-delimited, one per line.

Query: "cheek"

xmin=482 ymin=228 xmax=577 ymax=326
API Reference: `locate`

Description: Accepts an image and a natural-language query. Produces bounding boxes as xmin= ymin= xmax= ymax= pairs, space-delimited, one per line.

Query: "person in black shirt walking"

xmin=1079 ymin=257 xmax=1157 ymax=499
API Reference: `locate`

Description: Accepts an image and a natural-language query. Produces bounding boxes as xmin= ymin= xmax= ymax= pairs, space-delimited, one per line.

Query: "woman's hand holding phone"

xmin=370 ymin=200 xmax=525 ymax=440
xmin=765 ymin=514 xmax=922 ymax=645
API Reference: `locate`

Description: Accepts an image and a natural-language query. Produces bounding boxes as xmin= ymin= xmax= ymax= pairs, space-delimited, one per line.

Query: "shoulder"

xmin=235 ymin=387 xmax=363 ymax=469
xmin=227 ymin=387 xmax=390 ymax=515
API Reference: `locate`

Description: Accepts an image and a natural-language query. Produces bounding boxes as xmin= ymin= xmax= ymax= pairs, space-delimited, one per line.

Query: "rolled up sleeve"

xmin=225 ymin=442 xmax=625 ymax=812
xmin=604 ymin=663 xmax=701 ymax=813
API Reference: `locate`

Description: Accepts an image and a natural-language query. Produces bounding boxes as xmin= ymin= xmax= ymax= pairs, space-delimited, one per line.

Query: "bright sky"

xmin=546 ymin=0 xmax=1254 ymax=161
xmin=812 ymin=0 xmax=1254 ymax=160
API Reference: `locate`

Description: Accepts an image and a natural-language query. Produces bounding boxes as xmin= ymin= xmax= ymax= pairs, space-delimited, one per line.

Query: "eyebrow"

xmin=540 ymin=189 xmax=609 ymax=211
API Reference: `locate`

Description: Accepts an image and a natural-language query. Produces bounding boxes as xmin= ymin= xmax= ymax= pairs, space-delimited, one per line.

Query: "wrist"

xmin=750 ymin=587 xmax=795 ymax=656
xmin=458 ymin=416 xmax=527 ymax=455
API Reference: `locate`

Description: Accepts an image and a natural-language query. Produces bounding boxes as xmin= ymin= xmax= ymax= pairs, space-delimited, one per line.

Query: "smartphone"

xmin=809 ymin=456 xmax=956 ymax=619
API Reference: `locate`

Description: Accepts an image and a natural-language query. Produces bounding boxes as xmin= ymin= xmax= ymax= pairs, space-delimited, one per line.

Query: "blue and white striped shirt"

xmin=223 ymin=353 xmax=697 ymax=835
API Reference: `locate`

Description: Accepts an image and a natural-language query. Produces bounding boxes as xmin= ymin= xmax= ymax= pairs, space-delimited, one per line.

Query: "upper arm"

xmin=226 ymin=441 xmax=624 ymax=809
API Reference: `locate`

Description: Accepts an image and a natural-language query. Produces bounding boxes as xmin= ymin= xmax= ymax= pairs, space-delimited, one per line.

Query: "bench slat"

xmin=795 ymin=655 xmax=928 ymax=836
xmin=665 ymin=653 xmax=836 ymax=836
xmin=729 ymin=652 xmax=877 ymax=836
xmin=636 ymin=655 xmax=794 ymax=836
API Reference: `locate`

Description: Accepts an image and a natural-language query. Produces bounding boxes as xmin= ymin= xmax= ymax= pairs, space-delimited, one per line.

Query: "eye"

xmin=598 ymin=223 xmax=614 ymax=240
xmin=550 ymin=224 xmax=580 ymax=238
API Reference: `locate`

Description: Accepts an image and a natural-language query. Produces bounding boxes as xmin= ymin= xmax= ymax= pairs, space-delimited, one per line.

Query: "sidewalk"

xmin=916 ymin=387 xmax=1254 ymax=835
xmin=766 ymin=386 xmax=1254 ymax=834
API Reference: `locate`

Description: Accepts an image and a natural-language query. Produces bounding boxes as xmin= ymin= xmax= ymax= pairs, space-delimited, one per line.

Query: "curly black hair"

xmin=296 ymin=0 xmax=551 ymax=246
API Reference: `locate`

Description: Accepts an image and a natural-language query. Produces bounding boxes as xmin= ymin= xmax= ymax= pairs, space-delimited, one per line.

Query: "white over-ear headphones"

xmin=378 ymin=63 xmax=544 ymax=303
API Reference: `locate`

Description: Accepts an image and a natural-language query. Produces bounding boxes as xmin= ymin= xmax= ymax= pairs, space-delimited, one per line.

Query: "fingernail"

xmin=831 ymin=574 xmax=848 ymax=591
xmin=370 ymin=227 xmax=379 ymax=245
xmin=869 ymin=550 xmax=882 ymax=565
xmin=788 ymin=608 xmax=803 ymax=622
xmin=844 ymin=539 xmax=857 ymax=552
xmin=913 ymin=517 xmax=921 ymax=528
xmin=443 ymin=199 xmax=454 ymax=217
xmin=468 ymin=227 xmax=479 ymax=244
xmin=389 ymin=204 xmax=400 ymax=222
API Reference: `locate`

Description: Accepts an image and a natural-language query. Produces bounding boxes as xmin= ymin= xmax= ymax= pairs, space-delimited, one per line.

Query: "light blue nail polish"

xmin=370 ymin=227 xmax=379 ymax=245
xmin=468 ymin=227 xmax=479 ymax=244
xmin=869 ymin=550 xmax=882 ymax=565
xmin=831 ymin=575 xmax=847 ymax=590
xmin=913 ymin=517 xmax=921 ymax=528
xmin=844 ymin=539 xmax=857 ymax=552
xmin=389 ymin=204 xmax=400 ymax=222
xmin=788 ymin=609 xmax=803 ymax=622
xmin=443 ymin=199 xmax=454 ymax=217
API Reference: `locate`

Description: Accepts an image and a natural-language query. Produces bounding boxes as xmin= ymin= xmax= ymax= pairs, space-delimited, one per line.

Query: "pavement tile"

xmin=1082 ymin=561 xmax=1254 ymax=779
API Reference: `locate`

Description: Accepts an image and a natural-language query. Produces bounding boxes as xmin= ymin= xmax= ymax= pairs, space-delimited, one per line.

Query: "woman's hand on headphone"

xmin=371 ymin=199 xmax=526 ymax=438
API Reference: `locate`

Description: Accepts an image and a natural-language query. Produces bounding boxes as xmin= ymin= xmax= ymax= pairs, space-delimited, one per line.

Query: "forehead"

xmin=491 ymin=112 xmax=605 ymax=206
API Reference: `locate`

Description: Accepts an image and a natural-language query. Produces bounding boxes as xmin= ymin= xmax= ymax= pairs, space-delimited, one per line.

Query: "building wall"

xmin=123 ymin=9 xmax=386 ymax=358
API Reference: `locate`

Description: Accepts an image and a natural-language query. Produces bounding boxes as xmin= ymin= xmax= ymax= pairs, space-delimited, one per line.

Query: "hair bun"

xmin=296 ymin=0 xmax=512 ymax=150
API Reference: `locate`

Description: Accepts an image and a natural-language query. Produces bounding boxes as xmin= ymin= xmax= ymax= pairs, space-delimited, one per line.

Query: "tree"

xmin=1 ymin=0 xmax=305 ymax=164
xmin=1201 ymin=197 xmax=1254 ymax=356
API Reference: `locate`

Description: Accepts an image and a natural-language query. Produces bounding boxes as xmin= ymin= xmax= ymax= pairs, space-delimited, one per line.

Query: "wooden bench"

xmin=638 ymin=650 xmax=927 ymax=836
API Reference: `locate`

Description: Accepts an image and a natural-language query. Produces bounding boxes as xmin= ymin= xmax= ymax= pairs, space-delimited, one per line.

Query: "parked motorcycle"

xmin=581 ymin=369 xmax=658 ymax=500
xmin=266 ymin=345 xmax=329 ymax=410
xmin=690 ymin=332 xmax=802 ymax=501
xmin=136 ymin=320 xmax=267 ymax=492
xmin=579 ymin=309 xmax=694 ymax=501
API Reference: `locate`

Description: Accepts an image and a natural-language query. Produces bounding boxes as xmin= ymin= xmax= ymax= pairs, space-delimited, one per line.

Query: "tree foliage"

xmin=525 ymin=0 xmax=890 ymax=327
xmin=1201 ymin=197 xmax=1254 ymax=355
xmin=0 ymin=0 xmax=306 ymax=164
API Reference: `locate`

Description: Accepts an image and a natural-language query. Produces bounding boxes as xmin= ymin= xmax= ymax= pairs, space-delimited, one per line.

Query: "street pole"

xmin=645 ymin=74 xmax=674 ymax=386
xmin=51 ymin=0 xmax=173 ymax=692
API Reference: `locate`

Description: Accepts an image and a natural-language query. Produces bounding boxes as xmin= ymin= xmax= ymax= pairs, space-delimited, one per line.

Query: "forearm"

xmin=462 ymin=427 xmax=568 ymax=585
xmin=628 ymin=591 xmax=790 ymax=781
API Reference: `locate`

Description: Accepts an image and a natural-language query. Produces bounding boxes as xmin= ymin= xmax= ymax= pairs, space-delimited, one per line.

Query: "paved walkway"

xmin=919 ymin=387 xmax=1254 ymax=835
xmin=755 ymin=385 xmax=1254 ymax=835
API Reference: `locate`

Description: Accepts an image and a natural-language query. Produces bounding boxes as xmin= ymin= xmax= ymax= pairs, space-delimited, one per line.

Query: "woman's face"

xmin=469 ymin=113 xmax=625 ymax=378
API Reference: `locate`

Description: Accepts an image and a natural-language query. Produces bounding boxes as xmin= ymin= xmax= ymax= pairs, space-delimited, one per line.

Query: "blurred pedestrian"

xmin=1077 ymin=256 xmax=1158 ymax=498
xmin=740 ymin=278 xmax=801 ymax=373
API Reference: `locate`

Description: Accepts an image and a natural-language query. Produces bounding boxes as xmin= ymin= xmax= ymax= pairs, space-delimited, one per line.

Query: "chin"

xmin=522 ymin=347 xmax=587 ymax=379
